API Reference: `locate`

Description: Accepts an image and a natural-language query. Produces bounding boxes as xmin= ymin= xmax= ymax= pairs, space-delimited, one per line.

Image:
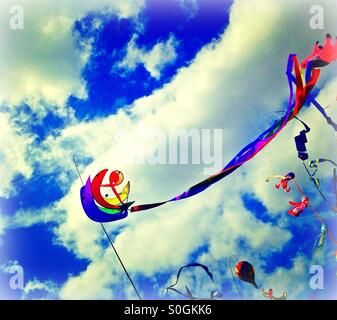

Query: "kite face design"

xmin=80 ymin=169 xmax=134 ymax=223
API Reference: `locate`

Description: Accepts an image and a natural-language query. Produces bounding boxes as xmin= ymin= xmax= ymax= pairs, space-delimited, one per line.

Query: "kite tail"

xmin=131 ymin=54 xmax=318 ymax=213
xmin=162 ymin=263 xmax=215 ymax=300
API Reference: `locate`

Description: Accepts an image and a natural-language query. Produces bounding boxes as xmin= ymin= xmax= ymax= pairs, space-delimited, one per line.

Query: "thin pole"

xmin=100 ymin=223 xmax=142 ymax=300
xmin=72 ymin=158 xmax=142 ymax=300
xmin=73 ymin=157 xmax=84 ymax=185
xmin=228 ymin=255 xmax=243 ymax=300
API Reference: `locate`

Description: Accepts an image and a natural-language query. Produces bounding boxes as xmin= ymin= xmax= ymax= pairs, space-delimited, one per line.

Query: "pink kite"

xmin=301 ymin=34 xmax=337 ymax=69
xmin=288 ymin=196 xmax=309 ymax=217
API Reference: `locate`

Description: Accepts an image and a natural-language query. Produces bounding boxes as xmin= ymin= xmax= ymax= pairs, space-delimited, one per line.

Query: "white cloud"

xmin=0 ymin=0 xmax=144 ymax=106
xmin=4 ymin=206 xmax=63 ymax=230
xmin=60 ymin=249 xmax=125 ymax=300
xmin=23 ymin=278 xmax=59 ymax=299
xmin=118 ymin=34 xmax=178 ymax=79
xmin=0 ymin=112 xmax=34 ymax=197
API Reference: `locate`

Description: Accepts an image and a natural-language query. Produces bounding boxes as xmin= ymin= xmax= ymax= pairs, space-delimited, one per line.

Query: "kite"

xmin=305 ymin=158 xmax=337 ymax=192
xmin=265 ymin=172 xmax=295 ymax=193
xmin=162 ymin=263 xmax=222 ymax=300
xmin=262 ymin=289 xmax=288 ymax=300
xmin=234 ymin=261 xmax=258 ymax=289
xmin=313 ymin=224 xmax=327 ymax=253
xmin=298 ymin=36 xmax=337 ymax=133
xmin=309 ymin=158 xmax=337 ymax=169
xmin=301 ymin=33 xmax=337 ymax=69
xmin=80 ymin=172 xmax=134 ymax=223
xmin=294 ymin=117 xmax=311 ymax=161
xmin=288 ymin=196 xmax=309 ymax=217
xmin=74 ymin=160 xmax=142 ymax=300
xmin=266 ymin=171 xmax=312 ymax=218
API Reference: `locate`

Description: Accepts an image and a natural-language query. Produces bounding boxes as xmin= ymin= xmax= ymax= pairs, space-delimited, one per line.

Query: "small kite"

xmin=301 ymin=34 xmax=337 ymax=69
xmin=262 ymin=288 xmax=288 ymax=300
xmin=266 ymin=172 xmax=295 ymax=193
xmin=313 ymin=224 xmax=327 ymax=253
xmin=294 ymin=117 xmax=311 ymax=161
xmin=309 ymin=158 xmax=337 ymax=168
xmin=306 ymin=158 xmax=337 ymax=190
xmin=308 ymin=159 xmax=337 ymax=178
xmin=234 ymin=261 xmax=258 ymax=289
xmin=163 ymin=263 xmax=222 ymax=300
xmin=288 ymin=196 xmax=309 ymax=217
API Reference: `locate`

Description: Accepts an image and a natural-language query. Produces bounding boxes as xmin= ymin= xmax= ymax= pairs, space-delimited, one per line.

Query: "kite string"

xmin=293 ymin=178 xmax=304 ymax=195
xmin=99 ymin=223 xmax=142 ymax=300
xmin=73 ymin=157 xmax=84 ymax=186
xmin=72 ymin=158 xmax=142 ymax=300
xmin=302 ymin=162 xmax=327 ymax=201
xmin=293 ymin=176 xmax=337 ymax=245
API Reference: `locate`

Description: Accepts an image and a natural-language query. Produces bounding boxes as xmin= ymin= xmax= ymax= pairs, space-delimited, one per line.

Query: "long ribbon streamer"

xmin=130 ymin=55 xmax=320 ymax=213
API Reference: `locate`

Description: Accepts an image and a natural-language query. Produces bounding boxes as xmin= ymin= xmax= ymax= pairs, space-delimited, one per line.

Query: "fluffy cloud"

xmin=22 ymin=278 xmax=59 ymax=299
xmin=118 ymin=34 xmax=178 ymax=79
xmin=0 ymin=112 xmax=34 ymax=197
xmin=0 ymin=0 xmax=144 ymax=106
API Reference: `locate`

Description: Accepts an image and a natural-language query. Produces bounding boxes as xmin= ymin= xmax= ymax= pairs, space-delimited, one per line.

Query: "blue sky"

xmin=1 ymin=0 xmax=337 ymax=300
